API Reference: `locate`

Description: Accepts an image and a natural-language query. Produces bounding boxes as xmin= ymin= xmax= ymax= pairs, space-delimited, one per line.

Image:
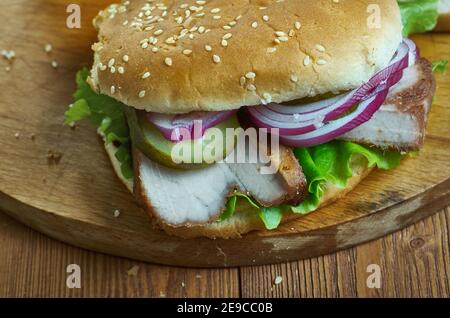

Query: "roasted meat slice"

xmin=134 ymin=145 xmax=307 ymax=227
xmin=340 ymin=58 xmax=436 ymax=151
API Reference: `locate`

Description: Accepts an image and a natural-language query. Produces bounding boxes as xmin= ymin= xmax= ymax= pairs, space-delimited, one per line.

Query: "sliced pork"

xmin=340 ymin=58 xmax=436 ymax=151
xmin=134 ymin=145 xmax=307 ymax=227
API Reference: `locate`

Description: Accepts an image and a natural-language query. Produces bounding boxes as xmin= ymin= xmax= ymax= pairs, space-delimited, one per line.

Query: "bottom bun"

xmin=103 ymin=139 xmax=373 ymax=239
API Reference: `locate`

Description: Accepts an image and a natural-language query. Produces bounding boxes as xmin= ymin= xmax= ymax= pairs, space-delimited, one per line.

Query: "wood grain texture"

xmin=0 ymin=207 xmax=448 ymax=297
xmin=0 ymin=0 xmax=449 ymax=267
xmin=0 ymin=211 xmax=240 ymax=298
xmin=240 ymin=207 xmax=450 ymax=298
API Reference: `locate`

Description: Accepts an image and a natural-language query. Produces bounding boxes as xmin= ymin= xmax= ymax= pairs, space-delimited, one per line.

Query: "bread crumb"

xmin=159 ymin=291 xmax=166 ymax=298
xmin=47 ymin=149 xmax=63 ymax=164
xmin=44 ymin=44 xmax=52 ymax=53
xmin=195 ymin=275 xmax=202 ymax=279
xmin=181 ymin=281 xmax=185 ymax=288
xmin=113 ymin=209 xmax=121 ymax=218
xmin=51 ymin=60 xmax=58 ymax=69
xmin=127 ymin=265 xmax=139 ymax=276
xmin=14 ymin=132 xmax=20 ymax=139
xmin=5 ymin=66 xmax=11 ymax=72
xmin=1 ymin=49 xmax=15 ymax=61
xmin=274 ymin=276 xmax=283 ymax=285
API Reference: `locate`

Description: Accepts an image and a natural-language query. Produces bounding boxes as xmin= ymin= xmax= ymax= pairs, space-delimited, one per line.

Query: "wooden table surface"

xmin=0 ymin=205 xmax=448 ymax=297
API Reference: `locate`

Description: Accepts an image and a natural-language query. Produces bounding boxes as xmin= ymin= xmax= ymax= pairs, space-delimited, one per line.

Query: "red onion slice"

xmin=247 ymin=68 xmax=404 ymax=136
xmin=146 ymin=110 xmax=237 ymax=142
xmin=279 ymin=86 xmax=390 ymax=147
xmin=246 ymin=39 xmax=416 ymax=140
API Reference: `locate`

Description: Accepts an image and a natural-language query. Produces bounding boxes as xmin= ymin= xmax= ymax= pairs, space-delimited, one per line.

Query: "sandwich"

xmin=66 ymin=0 xmax=438 ymax=239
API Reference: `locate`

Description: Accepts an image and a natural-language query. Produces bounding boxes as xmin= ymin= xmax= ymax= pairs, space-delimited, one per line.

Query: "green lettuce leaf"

xmin=432 ymin=60 xmax=449 ymax=74
xmin=219 ymin=192 xmax=285 ymax=230
xmin=65 ymin=69 xmax=133 ymax=179
xmin=291 ymin=141 xmax=403 ymax=214
xmin=398 ymin=0 xmax=439 ymax=36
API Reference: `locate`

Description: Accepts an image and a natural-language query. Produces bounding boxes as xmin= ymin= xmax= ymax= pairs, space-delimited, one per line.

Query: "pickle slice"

xmin=125 ymin=107 xmax=239 ymax=169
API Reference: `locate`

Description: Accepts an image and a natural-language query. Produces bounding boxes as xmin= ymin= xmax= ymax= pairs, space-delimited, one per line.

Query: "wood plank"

xmin=0 ymin=212 xmax=240 ymax=298
xmin=240 ymin=208 xmax=450 ymax=298
xmin=0 ymin=206 xmax=448 ymax=297
xmin=0 ymin=1 xmax=449 ymax=267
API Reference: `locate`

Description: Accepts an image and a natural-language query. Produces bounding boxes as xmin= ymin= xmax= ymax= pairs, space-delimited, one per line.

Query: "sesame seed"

xmin=266 ymin=47 xmax=277 ymax=53
xmin=263 ymin=93 xmax=272 ymax=102
xmin=213 ymin=55 xmax=221 ymax=63
xmin=316 ymin=59 xmax=327 ymax=65
xmin=245 ymin=72 xmax=256 ymax=79
xmin=139 ymin=90 xmax=146 ymax=98
xmin=251 ymin=21 xmax=258 ymax=28
xmin=274 ymin=276 xmax=283 ymax=285
xmin=51 ymin=60 xmax=59 ymax=68
xmin=164 ymin=57 xmax=173 ymax=66
xmin=110 ymin=86 xmax=116 ymax=94
xmin=142 ymin=71 xmax=151 ymax=79
xmin=295 ymin=21 xmax=301 ymax=30
xmin=205 ymin=45 xmax=212 ymax=51
xmin=108 ymin=58 xmax=115 ymax=67
xmin=118 ymin=66 xmax=125 ymax=74
xmin=263 ymin=15 xmax=269 ymax=22
xmin=223 ymin=33 xmax=232 ymax=40
xmin=122 ymin=55 xmax=129 ymax=62
xmin=44 ymin=44 xmax=52 ymax=53
xmin=110 ymin=66 xmax=116 ymax=73
xmin=154 ymin=29 xmax=163 ymax=35
xmin=315 ymin=44 xmax=326 ymax=52
xmin=290 ymin=74 xmax=299 ymax=82
xmin=165 ymin=37 xmax=176 ymax=44
xmin=221 ymin=40 xmax=228 ymax=47
xmin=303 ymin=56 xmax=311 ymax=66
xmin=240 ymin=76 xmax=246 ymax=86
xmin=210 ymin=8 xmax=221 ymax=13
xmin=183 ymin=49 xmax=192 ymax=55
xmin=247 ymin=84 xmax=256 ymax=91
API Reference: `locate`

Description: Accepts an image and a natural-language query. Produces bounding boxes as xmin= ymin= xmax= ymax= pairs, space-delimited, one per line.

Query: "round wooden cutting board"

xmin=0 ymin=1 xmax=449 ymax=267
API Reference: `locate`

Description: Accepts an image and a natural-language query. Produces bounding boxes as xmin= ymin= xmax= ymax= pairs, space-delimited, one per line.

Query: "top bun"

xmin=89 ymin=0 xmax=402 ymax=114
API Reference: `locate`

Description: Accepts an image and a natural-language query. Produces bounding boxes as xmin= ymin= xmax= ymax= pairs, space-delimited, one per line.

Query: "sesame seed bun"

xmin=89 ymin=0 xmax=402 ymax=114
